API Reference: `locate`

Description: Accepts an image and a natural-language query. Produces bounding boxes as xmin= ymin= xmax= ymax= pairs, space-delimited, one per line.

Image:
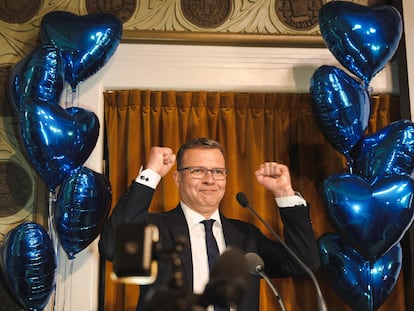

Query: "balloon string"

xmin=49 ymin=284 xmax=56 ymax=311
xmin=346 ymin=158 xmax=354 ymax=174
xmin=73 ymin=86 xmax=79 ymax=107
xmin=64 ymin=85 xmax=69 ymax=108
xmin=368 ymin=260 xmax=374 ymax=311
xmin=48 ymin=190 xmax=58 ymax=311
xmin=53 ymin=246 xmax=61 ymax=311
xmin=366 ymin=85 xmax=374 ymax=96
xmin=64 ymin=84 xmax=79 ymax=108
xmin=48 ymin=191 xmax=58 ymax=256
xmin=61 ymin=255 xmax=74 ymax=311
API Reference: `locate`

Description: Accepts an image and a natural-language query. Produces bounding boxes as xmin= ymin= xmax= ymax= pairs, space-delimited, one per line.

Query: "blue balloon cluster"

xmin=55 ymin=166 xmax=112 ymax=259
xmin=310 ymin=65 xmax=370 ymax=157
xmin=4 ymin=11 xmax=119 ymax=309
xmin=351 ymin=120 xmax=414 ymax=178
xmin=9 ymin=11 xmax=122 ymax=190
xmin=40 ymin=11 xmax=123 ymax=90
xmin=319 ymin=1 xmax=402 ymax=86
xmin=323 ymin=173 xmax=414 ymax=260
xmin=0 ymin=222 xmax=56 ymax=311
xmin=9 ymin=45 xmax=65 ymax=112
xmin=310 ymin=2 xmax=409 ymax=310
xmin=319 ymin=234 xmax=402 ymax=311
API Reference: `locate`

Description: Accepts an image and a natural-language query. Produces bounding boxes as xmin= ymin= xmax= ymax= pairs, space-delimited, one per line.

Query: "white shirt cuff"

xmin=275 ymin=193 xmax=307 ymax=207
xmin=135 ymin=166 xmax=161 ymax=189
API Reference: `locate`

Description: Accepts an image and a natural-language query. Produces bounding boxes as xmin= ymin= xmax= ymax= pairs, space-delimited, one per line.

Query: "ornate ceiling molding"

xmin=0 ymin=0 xmax=378 ymax=66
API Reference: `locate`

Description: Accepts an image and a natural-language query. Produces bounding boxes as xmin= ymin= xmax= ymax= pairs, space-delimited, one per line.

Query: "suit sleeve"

xmin=98 ymin=181 xmax=155 ymax=261
xmin=258 ymin=205 xmax=321 ymax=277
xmin=279 ymin=205 xmax=321 ymax=272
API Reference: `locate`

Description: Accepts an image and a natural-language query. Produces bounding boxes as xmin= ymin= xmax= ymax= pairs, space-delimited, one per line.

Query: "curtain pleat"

xmin=103 ymin=90 xmax=404 ymax=311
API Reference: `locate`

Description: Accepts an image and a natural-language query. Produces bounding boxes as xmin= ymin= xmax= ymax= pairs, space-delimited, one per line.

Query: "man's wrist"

xmin=275 ymin=192 xmax=307 ymax=207
xmin=135 ymin=166 xmax=161 ymax=189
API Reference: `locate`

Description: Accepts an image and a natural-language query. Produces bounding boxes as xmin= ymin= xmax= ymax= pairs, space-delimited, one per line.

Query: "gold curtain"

xmin=103 ymin=90 xmax=405 ymax=311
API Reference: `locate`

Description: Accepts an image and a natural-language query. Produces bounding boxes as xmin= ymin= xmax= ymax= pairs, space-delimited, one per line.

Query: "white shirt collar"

xmin=180 ymin=201 xmax=221 ymax=228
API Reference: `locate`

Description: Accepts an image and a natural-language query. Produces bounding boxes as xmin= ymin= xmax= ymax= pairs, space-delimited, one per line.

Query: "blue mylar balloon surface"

xmin=322 ymin=173 xmax=414 ymax=261
xmin=18 ymin=103 xmax=99 ymax=190
xmin=55 ymin=166 xmax=112 ymax=259
xmin=319 ymin=233 xmax=402 ymax=311
xmin=310 ymin=65 xmax=370 ymax=158
xmin=40 ymin=11 xmax=122 ymax=90
xmin=319 ymin=1 xmax=402 ymax=85
xmin=8 ymin=44 xmax=65 ymax=113
xmin=351 ymin=119 xmax=414 ymax=178
xmin=0 ymin=222 xmax=56 ymax=311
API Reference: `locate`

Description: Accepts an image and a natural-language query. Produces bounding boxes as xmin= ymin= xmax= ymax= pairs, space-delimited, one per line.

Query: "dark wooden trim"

xmin=122 ymin=30 xmax=326 ymax=48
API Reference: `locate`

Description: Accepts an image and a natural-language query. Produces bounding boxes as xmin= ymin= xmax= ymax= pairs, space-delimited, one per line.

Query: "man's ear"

xmin=173 ymin=171 xmax=181 ymax=187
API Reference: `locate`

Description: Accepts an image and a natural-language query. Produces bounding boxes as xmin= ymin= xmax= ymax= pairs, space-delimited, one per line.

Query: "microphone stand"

xmin=256 ymin=268 xmax=287 ymax=311
xmin=236 ymin=192 xmax=328 ymax=311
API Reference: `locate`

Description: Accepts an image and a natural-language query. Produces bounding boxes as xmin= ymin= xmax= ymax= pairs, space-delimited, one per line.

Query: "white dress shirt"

xmin=180 ymin=202 xmax=226 ymax=294
xmin=135 ymin=167 xmax=307 ymax=310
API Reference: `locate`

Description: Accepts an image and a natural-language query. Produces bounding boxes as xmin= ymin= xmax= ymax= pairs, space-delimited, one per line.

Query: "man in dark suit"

xmin=99 ymin=137 xmax=320 ymax=311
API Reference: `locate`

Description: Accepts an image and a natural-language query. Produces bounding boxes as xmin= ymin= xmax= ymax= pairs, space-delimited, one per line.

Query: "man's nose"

xmin=203 ymin=170 xmax=215 ymax=181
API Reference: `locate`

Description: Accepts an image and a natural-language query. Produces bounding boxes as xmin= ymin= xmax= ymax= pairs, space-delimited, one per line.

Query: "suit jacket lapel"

xmin=164 ymin=205 xmax=194 ymax=290
xmin=220 ymin=214 xmax=245 ymax=250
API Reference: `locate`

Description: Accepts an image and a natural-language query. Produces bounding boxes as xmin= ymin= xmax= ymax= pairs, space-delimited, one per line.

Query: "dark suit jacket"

xmin=99 ymin=182 xmax=321 ymax=311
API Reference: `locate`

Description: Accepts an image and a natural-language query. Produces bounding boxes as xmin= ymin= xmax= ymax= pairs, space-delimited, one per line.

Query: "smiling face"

xmin=173 ymin=147 xmax=226 ymax=218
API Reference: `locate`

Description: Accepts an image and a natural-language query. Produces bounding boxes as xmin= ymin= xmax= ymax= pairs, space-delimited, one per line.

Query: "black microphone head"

xmin=245 ymin=252 xmax=264 ymax=275
xmin=236 ymin=192 xmax=249 ymax=208
xmin=200 ymin=247 xmax=249 ymax=308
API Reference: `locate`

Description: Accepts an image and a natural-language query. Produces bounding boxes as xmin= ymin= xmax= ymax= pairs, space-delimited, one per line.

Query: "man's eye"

xmin=192 ymin=168 xmax=204 ymax=173
xmin=213 ymin=169 xmax=224 ymax=175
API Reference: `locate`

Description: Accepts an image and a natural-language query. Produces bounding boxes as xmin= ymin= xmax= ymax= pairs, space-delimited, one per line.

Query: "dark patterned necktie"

xmin=202 ymin=219 xmax=220 ymax=270
xmin=201 ymin=219 xmax=229 ymax=311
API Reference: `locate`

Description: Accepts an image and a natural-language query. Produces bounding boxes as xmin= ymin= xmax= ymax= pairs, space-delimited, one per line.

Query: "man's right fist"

xmin=146 ymin=146 xmax=176 ymax=177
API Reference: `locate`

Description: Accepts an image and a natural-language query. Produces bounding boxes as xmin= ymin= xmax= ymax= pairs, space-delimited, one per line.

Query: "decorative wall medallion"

xmin=0 ymin=161 xmax=32 ymax=218
xmin=0 ymin=67 xmax=12 ymax=117
xmin=276 ymin=0 xmax=325 ymax=31
xmin=85 ymin=0 xmax=137 ymax=23
xmin=0 ymin=0 xmax=42 ymax=24
xmin=0 ymin=116 xmax=41 ymax=239
xmin=181 ymin=0 xmax=232 ymax=28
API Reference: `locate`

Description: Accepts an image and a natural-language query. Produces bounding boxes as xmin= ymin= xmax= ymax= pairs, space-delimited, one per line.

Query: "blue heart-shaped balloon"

xmin=351 ymin=119 xmax=414 ymax=178
xmin=310 ymin=65 xmax=370 ymax=158
xmin=40 ymin=11 xmax=122 ymax=90
xmin=9 ymin=44 xmax=65 ymax=113
xmin=18 ymin=103 xmax=99 ymax=190
xmin=0 ymin=222 xmax=56 ymax=311
xmin=319 ymin=1 xmax=402 ymax=85
xmin=55 ymin=166 xmax=112 ymax=259
xmin=319 ymin=233 xmax=402 ymax=311
xmin=322 ymin=173 xmax=414 ymax=260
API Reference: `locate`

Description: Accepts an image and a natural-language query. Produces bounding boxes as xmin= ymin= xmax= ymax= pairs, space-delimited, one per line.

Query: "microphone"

xmin=236 ymin=192 xmax=250 ymax=208
xmin=245 ymin=253 xmax=286 ymax=311
xmin=198 ymin=247 xmax=249 ymax=309
xmin=111 ymin=223 xmax=159 ymax=285
xmin=236 ymin=192 xmax=328 ymax=311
